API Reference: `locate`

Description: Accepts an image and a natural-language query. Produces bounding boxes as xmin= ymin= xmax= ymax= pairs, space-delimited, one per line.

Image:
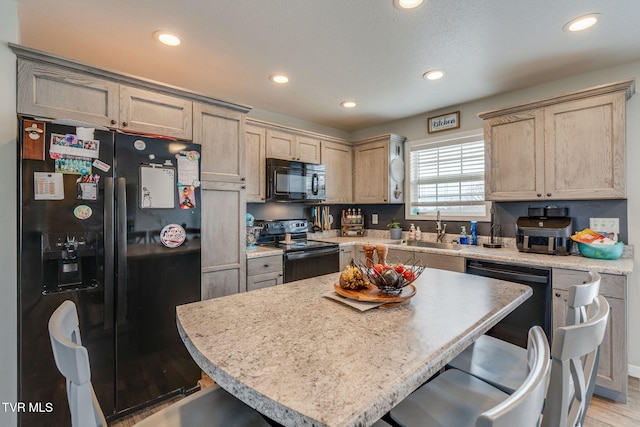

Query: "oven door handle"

xmin=285 ymin=247 xmax=339 ymax=260
xmin=467 ymin=265 xmax=548 ymax=284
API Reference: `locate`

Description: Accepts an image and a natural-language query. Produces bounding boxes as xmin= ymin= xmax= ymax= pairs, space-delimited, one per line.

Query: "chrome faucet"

xmin=436 ymin=210 xmax=447 ymax=242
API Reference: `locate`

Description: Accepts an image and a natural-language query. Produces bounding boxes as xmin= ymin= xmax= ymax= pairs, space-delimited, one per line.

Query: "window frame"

xmin=404 ymin=128 xmax=491 ymax=222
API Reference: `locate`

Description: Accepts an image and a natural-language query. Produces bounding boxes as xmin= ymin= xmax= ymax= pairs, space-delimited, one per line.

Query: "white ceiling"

xmin=16 ymin=0 xmax=640 ymax=132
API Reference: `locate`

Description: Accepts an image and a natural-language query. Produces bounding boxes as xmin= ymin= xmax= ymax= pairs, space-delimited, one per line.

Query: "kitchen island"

xmin=177 ymin=269 xmax=531 ymax=427
xmin=314 ymin=234 xmax=633 ymax=402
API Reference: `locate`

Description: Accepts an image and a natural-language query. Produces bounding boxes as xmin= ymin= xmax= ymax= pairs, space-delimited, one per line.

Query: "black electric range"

xmin=255 ymin=219 xmax=340 ymax=282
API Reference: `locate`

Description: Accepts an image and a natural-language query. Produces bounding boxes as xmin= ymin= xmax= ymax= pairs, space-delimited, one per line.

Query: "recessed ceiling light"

xmin=269 ymin=74 xmax=289 ymax=84
xmin=153 ymin=31 xmax=181 ymax=46
xmin=393 ymin=0 xmax=425 ymax=10
xmin=341 ymin=101 xmax=357 ymax=108
xmin=563 ymin=13 xmax=600 ymax=32
xmin=423 ymin=70 xmax=444 ymax=80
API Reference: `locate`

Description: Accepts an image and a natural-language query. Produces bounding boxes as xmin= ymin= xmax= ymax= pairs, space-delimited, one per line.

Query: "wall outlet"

xmin=372 ymin=213 xmax=379 ymax=225
xmin=589 ymin=218 xmax=619 ymax=234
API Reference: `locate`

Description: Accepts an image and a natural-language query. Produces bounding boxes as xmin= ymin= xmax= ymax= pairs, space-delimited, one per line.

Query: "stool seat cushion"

xmin=447 ymin=334 xmax=528 ymax=394
xmin=390 ymin=369 xmax=509 ymax=427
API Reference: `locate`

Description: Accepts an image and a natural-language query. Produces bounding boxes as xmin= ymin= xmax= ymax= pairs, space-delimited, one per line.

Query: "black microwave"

xmin=266 ymin=158 xmax=326 ymax=202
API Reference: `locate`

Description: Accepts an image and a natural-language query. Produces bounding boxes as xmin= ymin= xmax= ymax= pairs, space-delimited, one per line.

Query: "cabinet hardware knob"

xmin=537 ymin=193 xmax=542 ymax=197
xmin=264 ymin=264 xmax=269 ymax=268
xmin=122 ymin=121 xmax=128 ymax=127
xmin=241 ymin=186 xmax=246 ymax=189
xmin=547 ymin=193 xmax=552 ymax=197
xmin=555 ymin=293 xmax=561 ymax=297
xmin=110 ymin=119 xmax=117 ymax=125
xmin=241 ymin=177 xmax=246 ymax=181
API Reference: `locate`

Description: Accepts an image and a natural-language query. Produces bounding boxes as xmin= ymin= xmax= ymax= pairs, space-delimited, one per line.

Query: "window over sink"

xmin=406 ymin=129 xmax=490 ymax=221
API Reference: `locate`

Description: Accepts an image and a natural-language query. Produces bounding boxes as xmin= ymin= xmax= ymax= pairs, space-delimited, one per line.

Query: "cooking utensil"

xmin=324 ymin=206 xmax=330 ymax=230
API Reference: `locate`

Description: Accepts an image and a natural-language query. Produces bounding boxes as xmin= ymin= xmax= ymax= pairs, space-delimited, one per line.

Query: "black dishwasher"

xmin=466 ymin=259 xmax=552 ymax=348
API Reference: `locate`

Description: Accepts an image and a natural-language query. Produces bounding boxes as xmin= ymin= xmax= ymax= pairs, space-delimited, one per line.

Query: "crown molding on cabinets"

xmin=9 ymin=43 xmax=251 ymax=114
xmin=478 ymin=79 xmax=635 ymax=119
xmin=246 ymin=117 xmax=349 ymax=146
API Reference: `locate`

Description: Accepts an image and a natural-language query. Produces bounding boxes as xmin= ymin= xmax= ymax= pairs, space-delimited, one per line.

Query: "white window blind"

xmin=407 ymin=130 xmax=489 ymax=220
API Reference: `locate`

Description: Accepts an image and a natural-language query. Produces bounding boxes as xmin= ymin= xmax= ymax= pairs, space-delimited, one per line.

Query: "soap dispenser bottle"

xmin=459 ymin=226 xmax=469 ymax=245
xmin=408 ymin=224 xmax=415 ymax=241
xmin=415 ymin=226 xmax=422 ymax=241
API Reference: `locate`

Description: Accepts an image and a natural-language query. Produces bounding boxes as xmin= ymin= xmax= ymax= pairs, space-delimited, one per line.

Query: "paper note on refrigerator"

xmin=177 ymin=155 xmax=200 ymax=187
xmin=34 ymin=172 xmax=64 ymax=200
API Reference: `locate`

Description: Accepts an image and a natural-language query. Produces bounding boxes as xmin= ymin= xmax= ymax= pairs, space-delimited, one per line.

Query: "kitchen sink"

xmin=411 ymin=241 xmax=465 ymax=250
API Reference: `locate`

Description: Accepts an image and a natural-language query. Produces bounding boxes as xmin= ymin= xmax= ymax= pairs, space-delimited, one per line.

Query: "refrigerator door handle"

xmin=104 ymin=178 xmax=115 ymax=330
xmin=116 ymin=177 xmax=128 ymax=326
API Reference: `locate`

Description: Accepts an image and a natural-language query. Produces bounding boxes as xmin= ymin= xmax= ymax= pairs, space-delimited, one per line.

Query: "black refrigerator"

xmin=18 ymin=119 xmax=202 ymax=425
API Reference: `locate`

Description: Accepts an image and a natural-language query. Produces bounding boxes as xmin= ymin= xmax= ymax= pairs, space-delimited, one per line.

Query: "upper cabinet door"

xmin=119 ymin=85 xmax=193 ymax=140
xmin=481 ymin=79 xmax=633 ymax=201
xmin=195 ymin=102 xmax=246 ymax=184
xmin=245 ymin=124 xmax=267 ymax=202
xmin=296 ymin=135 xmax=321 ymax=163
xmin=265 ymin=130 xmax=321 ymax=163
xmin=544 ymin=93 xmax=626 ymax=200
xmin=17 ymin=59 xmax=119 ymax=127
xmin=266 ymin=130 xmax=297 ymax=160
xmin=484 ymin=110 xmax=545 ymax=201
xmin=353 ymin=138 xmax=389 ymax=203
xmin=321 ymin=141 xmax=352 ymax=203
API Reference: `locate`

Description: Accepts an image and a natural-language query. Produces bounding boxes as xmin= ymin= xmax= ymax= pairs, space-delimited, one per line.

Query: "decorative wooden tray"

xmin=333 ymin=282 xmax=416 ymax=303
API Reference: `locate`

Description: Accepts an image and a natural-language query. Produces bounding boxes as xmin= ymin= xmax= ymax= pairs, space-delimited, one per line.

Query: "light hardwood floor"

xmin=111 ymin=376 xmax=640 ymax=426
xmin=584 ymin=377 xmax=640 ymax=427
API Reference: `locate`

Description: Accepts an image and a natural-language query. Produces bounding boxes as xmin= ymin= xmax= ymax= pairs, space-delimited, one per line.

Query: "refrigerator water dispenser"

xmin=41 ymin=231 xmax=99 ymax=292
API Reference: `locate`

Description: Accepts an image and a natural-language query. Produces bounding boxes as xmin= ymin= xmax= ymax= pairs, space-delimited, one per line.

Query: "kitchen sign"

xmin=427 ymin=111 xmax=460 ymax=133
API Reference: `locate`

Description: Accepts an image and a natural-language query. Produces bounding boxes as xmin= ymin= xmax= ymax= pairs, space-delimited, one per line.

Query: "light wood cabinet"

xmin=483 ymin=110 xmax=545 ymax=200
xmin=544 ymin=94 xmax=626 ymax=199
xmin=195 ymin=102 xmax=246 ymax=184
xmin=201 ymin=181 xmax=247 ymax=299
xmin=297 ymin=135 xmax=322 ymax=163
xmin=119 ymin=85 xmax=192 ymax=139
xmin=321 ymin=141 xmax=353 ymax=203
xmin=245 ymin=124 xmax=267 ymax=202
xmin=376 ymin=247 xmax=465 ymax=273
xmin=552 ymin=268 xmax=628 ymax=402
xmin=353 ymin=134 xmax=405 ymax=204
xmin=247 ymin=255 xmax=283 ymax=291
xmin=266 ymin=129 xmax=321 ymax=163
xmin=17 ymin=58 xmax=193 ymax=139
xmin=339 ymin=245 xmax=355 ymax=268
xmin=196 ymin=103 xmax=248 ymax=299
xmin=481 ymin=80 xmax=634 ymax=201
xmin=354 ymin=138 xmax=389 ymax=204
xmin=17 ymin=58 xmax=119 ymax=127
xmin=413 ymin=252 xmax=465 ymax=273
xmin=245 ymin=119 xmax=406 ymax=204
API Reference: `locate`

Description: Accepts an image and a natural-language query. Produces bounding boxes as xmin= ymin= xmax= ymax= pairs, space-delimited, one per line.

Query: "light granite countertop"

xmin=177 ymin=270 xmax=531 ymax=427
xmin=310 ymin=236 xmax=634 ymax=276
xmin=246 ymin=245 xmax=283 ymax=259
